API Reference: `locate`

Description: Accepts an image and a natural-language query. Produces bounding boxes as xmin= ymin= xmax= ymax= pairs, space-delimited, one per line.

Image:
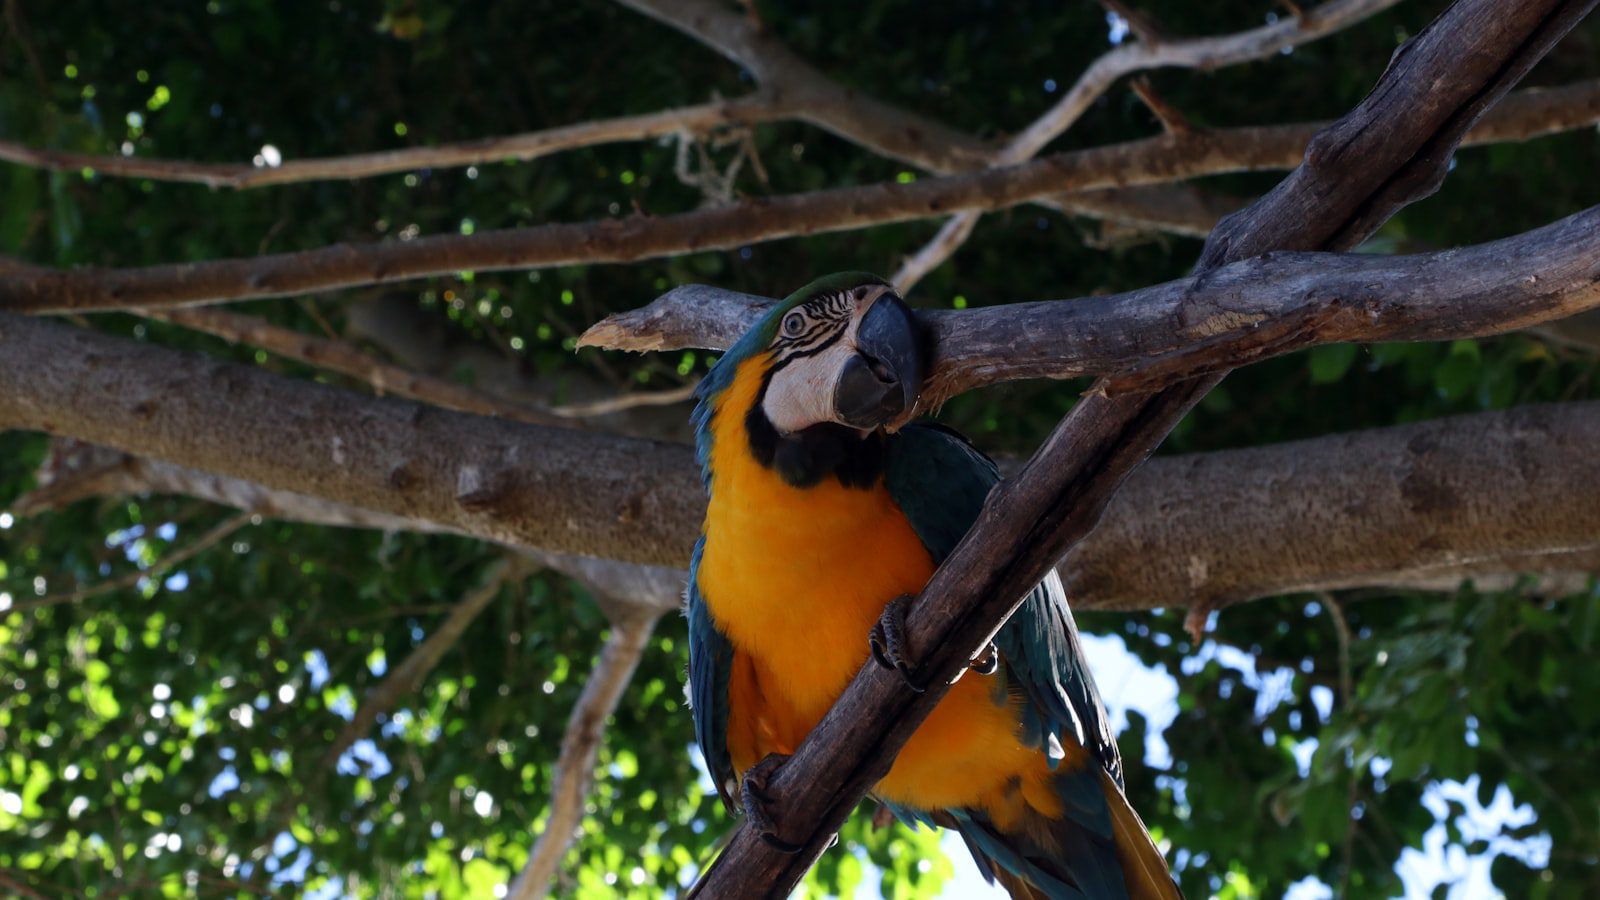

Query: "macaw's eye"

xmin=782 ymin=312 xmax=805 ymax=337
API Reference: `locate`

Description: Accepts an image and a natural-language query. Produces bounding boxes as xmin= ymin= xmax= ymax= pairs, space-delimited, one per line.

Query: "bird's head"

xmin=692 ymin=273 xmax=927 ymax=488
xmin=747 ymin=272 xmax=925 ymax=434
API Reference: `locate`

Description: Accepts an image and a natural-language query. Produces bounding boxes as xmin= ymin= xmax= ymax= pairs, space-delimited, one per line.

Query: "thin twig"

xmin=1324 ymin=593 xmax=1355 ymax=705
xmin=547 ymin=382 xmax=698 ymax=418
xmin=1324 ymin=594 xmax=1359 ymax=899
xmin=1129 ymin=78 xmax=1195 ymax=136
xmin=318 ymin=557 xmax=532 ymax=771
xmin=894 ymin=0 xmax=1400 ymax=290
xmin=147 ymin=307 xmax=571 ymax=428
xmin=5 ymin=512 xmax=251 ymax=614
xmin=0 ymin=94 xmax=787 ymax=189
xmin=506 ymin=612 xmax=661 ymax=899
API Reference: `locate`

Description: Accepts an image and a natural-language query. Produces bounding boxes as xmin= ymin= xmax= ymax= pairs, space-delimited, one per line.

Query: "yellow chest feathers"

xmin=695 ymin=359 xmax=935 ymax=722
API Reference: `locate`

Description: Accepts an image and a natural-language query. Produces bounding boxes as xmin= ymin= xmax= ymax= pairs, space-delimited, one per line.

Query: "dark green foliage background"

xmin=1 ymin=1 xmax=1597 ymax=896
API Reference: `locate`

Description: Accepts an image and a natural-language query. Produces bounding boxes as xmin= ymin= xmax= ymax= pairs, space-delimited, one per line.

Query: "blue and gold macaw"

xmin=686 ymin=273 xmax=1181 ymax=899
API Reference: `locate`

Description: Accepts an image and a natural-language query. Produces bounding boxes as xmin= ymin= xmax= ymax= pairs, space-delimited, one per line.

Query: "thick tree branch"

xmin=13 ymin=395 xmax=1600 ymax=619
xmin=1059 ymin=403 xmax=1600 ymax=612
xmin=1 ymin=79 xmax=1595 ymax=315
xmin=11 ymin=440 xmax=455 ymax=536
xmin=686 ymin=0 xmax=1599 ymax=893
xmin=7 ymin=441 xmax=690 ymax=619
xmin=582 ymin=203 xmax=1600 ymax=409
xmin=506 ymin=612 xmax=660 ymax=900
xmin=0 ymin=94 xmax=787 ymax=189
xmin=0 ymin=314 xmax=701 ymax=566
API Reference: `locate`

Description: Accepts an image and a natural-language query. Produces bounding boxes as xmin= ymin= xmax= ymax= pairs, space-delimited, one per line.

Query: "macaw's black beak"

xmin=834 ymin=294 xmax=925 ymax=430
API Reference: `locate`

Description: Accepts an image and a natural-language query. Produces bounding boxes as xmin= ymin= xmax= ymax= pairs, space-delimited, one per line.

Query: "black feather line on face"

xmin=769 ymin=289 xmax=855 ymax=362
xmin=746 ymin=367 xmax=884 ymax=490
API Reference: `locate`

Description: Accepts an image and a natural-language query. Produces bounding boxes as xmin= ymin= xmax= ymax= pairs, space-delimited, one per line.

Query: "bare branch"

xmin=0 ymin=94 xmax=787 ymax=189
xmin=4 ymin=511 xmax=251 ymax=614
xmin=1128 ymin=78 xmax=1195 ymax=137
xmin=891 ymin=213 xmax=980 ymax=293
xmin=320 ymin=558 xmax=531 ymax=771
xmin=150 ymin=307 xmax=571 ymax=427
xmin=340 ymin=295 xmax=692 ymax=441
xmin=15 ymin=394 xmax=1600 ymax=619
xmin=583 ymin=203 xmax=1600 ymax=411
xmin=12 ymin=440 xmax=458 ymax=536
xmin=1061 ymin=403 xmax=1600 ymax=613
xmin=2 ymin=79 xmax=1595 ymax=314
xmin=507 ymin=612 xmax=660 ymax=900
xmin=1010 ymin=0 xmax=1402 ymax=165
xmin=1055 ymin=184 xmax=1244 ymax=237
xmin=548 ymin=383 xmax=698 ymax=419
xmin=0 ymin=316 xmax=704 ymax=565
xmin=0 ymin=127 xmax=1267 ymax=313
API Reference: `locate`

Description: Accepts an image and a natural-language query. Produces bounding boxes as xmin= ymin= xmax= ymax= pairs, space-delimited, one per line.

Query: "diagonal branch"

xmin=3 ymin=511 xmax=251 ymax=615
xmin=506 ymin=611 xmax=661 ymax=900
xmin=613 ymin=0 xmax=994 ymax=172
xmin=685 ymin=0 xmax=1599 ymax=893
xmin=319 ymin=557 xmax=532 ymax=771
xmin=0 ymin=94 xmax=787 ymax=189
xmin=1 ymin=79 xmax=1595 ymax=315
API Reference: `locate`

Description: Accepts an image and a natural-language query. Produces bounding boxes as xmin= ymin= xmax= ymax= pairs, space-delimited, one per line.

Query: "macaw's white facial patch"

xmin=759 ymin=284 xmax=893 ymax=435
xmin=761 ymin=339 xmax=854 ymax=434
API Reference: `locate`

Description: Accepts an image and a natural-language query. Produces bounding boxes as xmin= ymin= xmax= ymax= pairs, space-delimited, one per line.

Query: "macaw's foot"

xmin=869 ymin=595 xmax=1000 ymax=689
xmin=868 ymin=595 xmax=926 ymax=692
xmin=742 ymin=753 xmax=803 ymax=853
xmin=968 ymin=641 xmax=999 ymax=676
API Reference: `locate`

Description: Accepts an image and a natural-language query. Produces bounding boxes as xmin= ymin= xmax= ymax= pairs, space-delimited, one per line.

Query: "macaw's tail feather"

xmin=1102 ymin=771 xmax=1184 ymax=900
xmin=945 ymin=768 xmax=1183 ymax=900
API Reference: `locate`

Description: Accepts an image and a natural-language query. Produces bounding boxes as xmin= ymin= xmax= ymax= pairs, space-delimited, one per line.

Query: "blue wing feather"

xmin=685 ymin=537 xmax=738 ymax=812
xmin=883 ymin=424 xmax=1120 ymax=784
xmin=884 ymin=424 xmax=1129 ymax=898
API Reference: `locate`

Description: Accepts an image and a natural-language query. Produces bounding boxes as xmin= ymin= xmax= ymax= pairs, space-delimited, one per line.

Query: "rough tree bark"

xmin=18 ymin=388 xmax=1600 ymax=618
